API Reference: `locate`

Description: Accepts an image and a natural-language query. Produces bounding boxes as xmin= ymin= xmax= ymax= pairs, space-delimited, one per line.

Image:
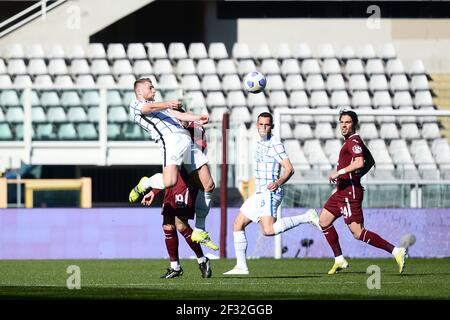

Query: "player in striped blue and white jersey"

xmin=128 ymin=78 xmax=215 ymax=244
xmin=224 ymin=112 xmax=321 ymax=275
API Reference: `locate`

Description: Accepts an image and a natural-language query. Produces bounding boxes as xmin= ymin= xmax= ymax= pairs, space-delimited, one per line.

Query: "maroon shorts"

xmin=323 ymin=187 xmax=364 ymax=225
xmin=161 ymin=204 xmax=195 ymax=220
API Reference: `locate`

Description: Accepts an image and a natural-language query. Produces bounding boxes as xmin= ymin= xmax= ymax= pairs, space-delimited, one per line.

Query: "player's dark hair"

xmin=133 ymin=78 xmax=152 ymax=91
xmin=339 ymin=109 xmax=359 ymax=128
xmin=257 ymin=112 xmax=273 ymax=125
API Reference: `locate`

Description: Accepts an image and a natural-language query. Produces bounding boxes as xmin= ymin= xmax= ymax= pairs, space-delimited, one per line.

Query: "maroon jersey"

xmin=187 ymin=122 xmax=207 ymax=153
xmin=336 ymin=133 xmax=371 ymax=191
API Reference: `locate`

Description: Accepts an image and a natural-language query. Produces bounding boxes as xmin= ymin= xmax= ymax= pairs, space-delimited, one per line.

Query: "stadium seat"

xmin=40 ymin=91 xmax=60 ymax=108
xmin=293 ymin=42 xmax=312 ymax=60
xmin=293 ymin=123 xmax=313 ymax=139
xmin=283 ymin=139 xmax=310 ymax=169
xmin=82 ymin=91 xmax=100 ymax=107
xmin=146 ymin=42 xmax=168 ymax=60
xmin=67 ymin=44 xmax=85 ymax=59
xmin=75 ymin=74 xmax=96 ymax=87
xmin=310 ymin=91 xmax=329 ymax=108
xmin=397 ymin=106 xmax=417 ymax=124
xmin=91 ymin=59 xmax=111 ymax=76
xmin=373 ymin=91 xmax=392 ymax=108
xmin=280 ymin=59 xmax=300 ymax=76
xmin=359 ymin=44 xmax=376 ymax=60
xmin=369 ymin=75 xmax=389 ymax=92
xmin=133 ymin=60 xmax=153 ymax=77
xmin=339 ymin=45 xmax=356 ymax=61
xmin=0 ymin=59 xmax=6 ymax=74
xmin=327 ymin=74 xmax=346 ymax=91
xmin=168 ymin=42 xmax=188 ymax=61
xmin=210 ymin=106 xmax=228 ymax=122
xmin=230 ymin=106 xmax=252 ymax=123
xmin=266 ymin=75 xmax=285 ymax=91
xmin=108 ymin=123 xmax=122 ymax=140
xmin=28 ymin=59 xmax=47 ymax=76
xmin=122 ymin=91 xmax=135 ymax=106
xmin=410 ymin=75 xmax=430 ymax=91
xmin=127 ymin=43 xmax=147 ymax=61
xmin=314 ymin=122 xmax=335 ymax=139
xmin=58 ymin=123 xmax=77 ymax=140
xmin=34 ymin=75 xmax=53 ymax=86
xmin=314 ymin=106 xmax=334 ymax=123
xmin=48 ymin=59 xmax=68 ymax=76
xmin=96 ymin=75 xmax=116 ymax=86
xmin=107 ymin=43 xmax=127 ymax=61
xmin=0 ymin=90 xmax=20 ymax=107
xmin=201 ymin=74 xmax=222 ymax=91
xmin=260 ymin=59 xmax=280 ymax=75
xmin=153 ymin=59 xmax=174 ymax=75
xmin=386 ymin=58 xmax=405 ymax=76
xmin=255 ymin=43 xmax=272 ymax=61
xmin=380 ymin=43 xmax=397 ymax=61
xmin=322 ymin=58 xmax=341 ymax=76
xmin=269 ymin=91 xmax=289 ymax=108
xmin=301 ymin=59 xmax=321 ymax=76
xmin=36 ymin=123 xmax=56 ymax=140
xmin=71 ymin=59 xmax=90 ymax=75
xmin=274 ymin=43 xmax=291 ymax=60
xmin=359 ymin=123 xmax=379 ymax=139
xmin=303 ymin=139 xmax=331 ymax=170
xmin=0 ymin=75 xmax=12 ymax=87
xmin=5 ymin=43 xmax=25 ymax=59
xmin=77 ymin=123 xmax=98 ymax=140
xmin=87 ymin=106 xmax=100 ymax=122
xmin=367 ymin=139 xmax=394 ymax=170
xmin=181 ymin=74 xmax=201 ymax=91
xmin=237 ymin=59 xmax=257 ymax=76
xmin=54 ymin=75 xmax=73 ymax=87
xmin=390 ymin=74 xmax=409 ymax=91
xmin=280 ymin=123 xmax=294 ymax=139
xmin=352 ymin=91 xmax=372 ymax=108
xmin=47 ymin=106 xmax=67 ymax=123
xmin=123 ymin=122 xmax=144 ymax=140
xmin=414 ymin=91 xmax=434 ymax=108
xmin=284 ymin=74 xmax=305 ymax=92
xmin=345 ymin=59 xmax=365 ymax=75
xmin=12 ymin=74 xmax=32 ymax=86
xmin=365 ymin=59 xmax=385 ymax=75
xmin=112 ymin=60 xmax=133 ymax=76
xmin=393 ymin=91 xmax=413 ymax=108
xmin=67 ymin=107 xmax=88 ymax=123
xmin=209 ymin=42 xmax=228 ymax=60
xmin=197 ymin=59 xmax=217 ymax=76
xmin=61 ymin=91 xmax=81 ymax=107
xmin=206 ymin=91 xmax=226 ymax=108
xmin=117 ymin=74 xmax=136 ymax=87
xmin=185 ymin=91 xmax=207 ymax=109
xmin=31 ymin=106 xmax=47 ymax=123
xmin=7 ymin=59 xmax=27 ymax=75
xmin=330 ymin=90 xmax=350 ymax=108
xmin=108 ymin=106 xmax=129 ymax=123
xmin=232 ymin=43 xmax=251 ymax=60
xmin=410 ymin=59 xmax=426 ymax=75
xmin=379 ymin=123 xmax=399 ymax=139
xmin=188 ymin=43 xmax=208 ymax=60
xmin=400 ymin=123 xmax=421 ymax=140
xmin=217 ymin=59 xmax=237 ymax=76
xmin=289 ymin=90 xmax=309 ymax=108
xmin=28 ymin=44 xmax=45 ymax=59
xmin=159 ymin=74 xmax=180 ymax=91
xmin=88 ymin=43 xmax=107 ymax=60
xmin=227 ymin=90 xmax=247 ymax=108
xmin=222 ymin=74 xmax=242 ymax=92
xmin=319 ymin=43 xmax=336 ymax=60
xmin=247 ymin=92 xmax=267 ymax=108
xmin=421 ymin=123 xmax=441 ymax=139
xmin=324 ymin=139 xmax=342 ymax=164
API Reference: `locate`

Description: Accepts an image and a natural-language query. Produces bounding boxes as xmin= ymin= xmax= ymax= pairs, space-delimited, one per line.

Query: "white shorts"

xmin=240 ymin=189 xmax=284 ymax=223
xmin=160 ymin=133 xmax=208 ymax=174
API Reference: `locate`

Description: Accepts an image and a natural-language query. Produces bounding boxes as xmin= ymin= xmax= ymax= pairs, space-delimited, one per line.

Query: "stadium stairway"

xmin=431 ymin=74 xmax=450 ymax=140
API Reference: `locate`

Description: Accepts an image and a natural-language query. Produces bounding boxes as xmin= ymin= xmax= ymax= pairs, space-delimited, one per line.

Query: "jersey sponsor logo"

xmin=352 ymin=145 xmax=362 ymax=154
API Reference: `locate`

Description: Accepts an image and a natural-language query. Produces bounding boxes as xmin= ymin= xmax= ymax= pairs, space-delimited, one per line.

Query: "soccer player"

xmin=223 ymin=112 xmax=321 ymax=275
xmin=141 ymin=167 xmax=213 ymax=279
xmin=319 ymin=110 xmax=407 ymax=274
xmin=128 ymin=78 xmax=215 ymax=244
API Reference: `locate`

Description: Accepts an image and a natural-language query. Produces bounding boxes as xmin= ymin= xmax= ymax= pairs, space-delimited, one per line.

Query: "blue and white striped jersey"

xmin=254 ymin=135 xmax=288 ymax=193
xmin=129 ymin=99 xmax=187 ymax=141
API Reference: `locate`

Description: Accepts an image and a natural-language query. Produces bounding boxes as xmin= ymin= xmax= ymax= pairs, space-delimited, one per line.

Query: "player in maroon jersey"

xmin=319 ymin=110 xmax=407 ymax=274
xmin=141 ymin=120 xmax=217 ymax=279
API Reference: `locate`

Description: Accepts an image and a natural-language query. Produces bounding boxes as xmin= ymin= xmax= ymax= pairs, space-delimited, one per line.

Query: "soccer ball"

xmin=243 ymin=71 xmax=266 ymax=94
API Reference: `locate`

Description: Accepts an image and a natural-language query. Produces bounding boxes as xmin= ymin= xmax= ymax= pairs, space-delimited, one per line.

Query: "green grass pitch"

xmin=0 ymin=258 xmax=449 ymax=299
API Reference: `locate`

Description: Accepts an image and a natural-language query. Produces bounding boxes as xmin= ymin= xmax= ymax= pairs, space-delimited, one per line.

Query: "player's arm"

xmin=267 ymin=158 xmax=294 ymax=192
xmin=140 ymin=100 xmax=181 ymax=114
xmin=169 ymin=109 xmax=209 ymax=125
xmin=141 ymin=189 xmax=163 ymax=206
xmin=358 ymin=148 xmax=375 ymax=177
xmin=328 ymin=156 xmax=364 ymax=183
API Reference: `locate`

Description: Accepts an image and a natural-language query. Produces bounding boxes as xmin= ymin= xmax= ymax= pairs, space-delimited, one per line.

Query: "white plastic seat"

xmin=368 ymin=139 xmax=394 ymax=170
xmin=20 ymin=90 xmax=40 ymax=107
xmin=284 ymin=74 xmax=305 ymax=92
xmin=390 ymin=74 xmax=409 ymax=91
xmin=13 ymin=75 xmax=32 ymax=86
xmin=359 ymin=123 xmax=379 ymax=139
xmin=400 ymin=123 xmax=421 ymax=140
xmin=217 ymin=59 xmax=237 ymax=76
xmin=159 ymin=74 xmax=179 ymax=91
xmin=319 ymin=43 xmax=335 ymax=59
xmin=112 ymin=59 xmax=133 ymax=76
xmin=82 ymin=91 xmax=100 ymax=107
xmin=389 ymin=139 xmax=415 ymax=167
xmin=67 ymin=45 xmax=85 ymax=59
xmin=67 ymin=107 xmax=88 ymax=123
xmin=31 ymin=106 xmax=47 ymax=123
xmin=209 ymin=106 xmax=228 ymax=122
xmin=91 ymin=59 xmax=111 ymax=76
xmin=393 ymin=91 xmax=413 ymax=108
xmin=208 ymin=42 xmax=228 ymax=60
xmin=280 ymin=59 xmax=300 ymax=76
xmin=153 ymin=59 xmax=174 ymax=75
xmin=107 ymin=43 xmax=127 ymax=61
xmin=0 ymin=59 xmax=6 ymax=74
xmin=386 ymin=58 xmax=405 ymax=76
xmin=108 ymin=106 xmax=129 ymax=122
xmin=34 ymin=75 xmax=53 ymax=86
xmin=302 ymin=59 xmax=321 ymax=76
xmin=46 ymin=44 xmax=65 ymax=59
xmin=414 ymin=91 xmax=434 ymax=108
xmin=53 ymin=75 xmax=73 ymax=87
xmin=5 ymin=43 xmax=25 ymax=59
xmin=284 ymin=139 xmax=310 ymax=169
xmin=58 ymin=123 xmax=77 ymax=140
xmin=75 ymin=74 xmax=96 ymax=87
xmin=206 ymin=91 xmax=226 ymax=108
xmin=293 ymin=43 xmax=312 ymax=60
xmin=48 ymin=59 xmax=68 ymax=76
xmin=431 ymin=139 xmax=450 ymax=165
xmin=314 ymin=122 xmax=335 ymax=139
xmin=309 ymin=91 xmax=329 ymax=108
xmin=40 ymin=91 xmax=60 ymax=107
xmin=359 ymin=44 xmax=376 ymax=60
xmin=232 ymin=43 xmax=251 ymax=60
xmin=345 ymin=59 xmax=365 ymax=75
xmin=339 ymin=45 xmax=356 ymax=61
xmin=181 ymin=74 xmax=201 ymax=91
xmin=201 ymin=74 xmax=222 ymax=91
xmin=127 ymin=43 xmax=147 ymax=60
xmin=293 ymin=123 xmax=313 ymax=139
xmin=365 ymin=59 xmax=385 ymax=75
xmin=247 ymin=92 xmax=267 ymax=108
xmin=352 ymin=91 xmax=372 ymax=108
xmin=147 ymin=43 xmax=168 ymax=60
xmin=410 ymin=59 xmax=426 ymax=75
xmin=381 ymin=43 xmax=397 ymax=60
xmin=27 ymin=59 xmax=47 ymax=76
xmin=47 ymin=106 xmax=67 ymax=123
xmin=369 ymin=75 xmax=389 ymax=92
xmin=61 ymin=91 xmax=81 ymax=107
xmin=269 ymin=91 xmax=289 ymax=108
xmin=168 ymin=43 xmax=188 ymax=61
xmin=222 ymin=74 xmax=242 ymax=91
xmin=70 ymin=59 xmax=90 ymax=75
xmin=230 ymin=106 xmax=251 ymax=123
xmin=106 ymin=90 xmax=122 ymax=107
xmin=7 ymin=59 xmax=27 ymax=75
xmin=227 ymin=91 xmax=247 ymax=108
xmin=188 ymin=43 xmax=208 ymax=60
xmin=314 ymin=106 xmax=334 ymax=123
xmin=373 ymin=91 xmax=392 ymax=108
xmin=411 ymin=75 xmax=430 ymax=91
xmin=421 ymin=123 xmax=440 ymax=139
xmin=88 ymin=43 xmax=107 ymax=60
xmin=117 ymin=74 xmax=136 ymax=87
xmin=251 ymin=106 xmax=270 ymax=118
xmin=265 ymin=74 xmax=285 ymax=91
xmin=396 ymin=105 xmax=417 ymax=124
xmin=322 ymin=59 xmax=341 ymax=75
xmin=0 ymin=90 xmax=20 ymax=107
xmin=260 ymin=59 xmax=280 ymax=75
xmin=410 ymin=140 xmax=436 ymax=169
xmin=303 ymin=140 xmax=330 ymax=170
xmin=324 ymin=139 xmax=343 ymax=164
xmin=306 ymin=74 xmax=325 ymax=92
xmin=0 ymin=75 xmax=13 ymax=87
xmin=197 ymin=59 xmax=217 ymax=76
xmin=176 ymin=58 xmax=197 ymax=76
xmin=289 ymin=90 xmax=309 ymax=108
xmin=326 ymin=74 xmax=346 ymax=91
xmin=96 ymin=75 xmax=116 ymax=86
xmin=185 ymin=91 xmax=206 ymax=109
xmin=255 ymin=43 xmax=271 ymax=61
xmin=330 ymin=91 xmax=350 ymax=108
xmin=133 ymin=60 xmax=153 ymax=77
xmin=280 ymin=123 xmax=293 ymax=139
xmin=348 ymin=74 xmax=368 ymax=91
xmin=379 ymin=123 xmax=400 ymax=139
xmin=274 ymin=43 xmax=291 ymax=60
xmin=376 ymin=105 xmax=396 ymax=124
xmin=237 ymin=59 xmax=256 ymax=76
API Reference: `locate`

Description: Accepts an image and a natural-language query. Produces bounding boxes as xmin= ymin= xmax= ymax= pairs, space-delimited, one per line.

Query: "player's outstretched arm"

xmin=140 ymin=100 xmax=182 ymax=114
xmin=169 ymin=109 xmax=209 ymax=125
xmin=267 ymin=158 xmax=294 ymax=191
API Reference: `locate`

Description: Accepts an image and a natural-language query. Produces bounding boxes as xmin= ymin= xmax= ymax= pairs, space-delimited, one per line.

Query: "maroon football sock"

xmin=359 ymin=229 xmax=395 ymax=254
xmin=180 ymin=225 xmax=204 ymax=258
xmin=322 ymin=224 xmax=343 ymax=257
xmin=164 ymin=228 xmax=179 ymax=262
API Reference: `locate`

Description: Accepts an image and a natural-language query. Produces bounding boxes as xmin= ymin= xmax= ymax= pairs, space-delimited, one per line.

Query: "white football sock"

xmin=197 ymin=256 xmax=207 ymax=264
xmin=392 ymin=247 xmax=400 ymax=256
xmin=195 ymin=190 xmax=211 ymax=230
xmin=143 ymin=173 xmax=165 ymax=190
xmin=335 ymin=255 xmax=344 ymax=263
xmin=272 ymin=212 xmax=311 ymax=235
xmin=170 ymin=261 xmax=181 ymax=271
xmin=233 ymin=231 xmax=248 ymax=270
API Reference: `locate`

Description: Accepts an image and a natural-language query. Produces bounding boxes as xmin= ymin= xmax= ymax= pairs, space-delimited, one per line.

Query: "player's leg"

xmin=161 ymin=216 xmax=183 ymax=278
xmin=223 ymin=211 xmax=253 ymax=275
xmin=348 ymin=221 xmax=406 ymax=273
xmin=175 ymin=216 xmax=212 ymax=278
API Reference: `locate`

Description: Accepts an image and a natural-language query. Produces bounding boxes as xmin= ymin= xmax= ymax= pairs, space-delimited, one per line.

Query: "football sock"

xmin=180 ymin=225 xmax=204 ymax=258
xmin=144 ymin=173 xmax=165 ymax=190
xmin=273 ymin=212 xmax=310 ymax=235
xmin=194 ymin=190 xmax=211 ymax=231
xmin=233 ymin=231 xmax=248 ymax=269
xmin=322 ymin=224 xmax=343 ymax=257
xmin=359 ymin=229 xmax=395 ymax=254
xmin=170 ymin=261 xmax=181 ymax=271
xmin=164 ymin=228 xmax=179 ymax=263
